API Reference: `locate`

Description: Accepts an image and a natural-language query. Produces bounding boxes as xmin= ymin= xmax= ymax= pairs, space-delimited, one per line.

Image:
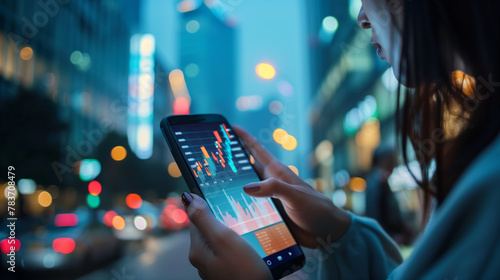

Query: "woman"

xmin=181 ymin=0 xmax=500 ymax=279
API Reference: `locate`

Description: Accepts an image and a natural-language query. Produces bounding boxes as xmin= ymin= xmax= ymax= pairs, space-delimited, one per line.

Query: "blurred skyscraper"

xmin=177 ymin=1 xmax=237 ymax=116
xmin=0 ymin=0 xmax=176 ymax=192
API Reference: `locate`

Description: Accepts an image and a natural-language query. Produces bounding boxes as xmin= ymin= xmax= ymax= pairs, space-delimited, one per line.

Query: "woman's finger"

xmin=232 ymin=125 xmax=275 ymax=168
xmin=243 ymin=178 xmax=304 ymax=208
xmin=198 ymin=269 xmax=209 ymax=280
xmin=188 ymin=223 xmax=211 ymax=267
xmin=183 ymin=193 xmax=229 ymax=252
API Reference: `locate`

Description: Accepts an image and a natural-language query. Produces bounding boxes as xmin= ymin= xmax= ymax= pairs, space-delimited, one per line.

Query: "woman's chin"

xmin=390 ymin=62 xmax=417 ymax=89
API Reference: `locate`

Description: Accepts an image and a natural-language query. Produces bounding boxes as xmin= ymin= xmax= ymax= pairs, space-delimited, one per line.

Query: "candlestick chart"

xmin=172 ymin=122 xmax=285 ymax=234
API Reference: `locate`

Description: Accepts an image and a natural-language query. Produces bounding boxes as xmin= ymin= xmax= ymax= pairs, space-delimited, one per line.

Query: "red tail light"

xmin=54 ymin=213 xmax=79 ymax=227
xmin=52 ymin=238 xmax=75 ymax=254
xmin=1 ymin=239 xmax=21 ymax=254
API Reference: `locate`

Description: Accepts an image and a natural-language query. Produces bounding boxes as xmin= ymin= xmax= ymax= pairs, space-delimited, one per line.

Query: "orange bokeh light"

xmin=273 ymin=128 xmax=288 ymax=144
xmin=20 ymin=47 xmax=33 ymax=60
xmin=112 ymin=215 xmax=126 ymax=230
xmin=349 ymin=177 xmax=367 ymax=192
xmin=111 ymin=146 xmax=127 ymax=161
xmin=126 ymin=193 xmax=142 ymax=209
xmin=168 ymin=162 xmax=182 ymax=178
xmin=281 ymin=135 xmax=297 ymax=151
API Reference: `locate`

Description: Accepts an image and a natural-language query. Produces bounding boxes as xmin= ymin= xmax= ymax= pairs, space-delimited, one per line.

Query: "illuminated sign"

xmin=128 ymin=34 xmax=155 ymax=159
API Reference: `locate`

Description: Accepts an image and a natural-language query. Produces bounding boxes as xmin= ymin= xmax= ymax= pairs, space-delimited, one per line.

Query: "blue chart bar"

xmin=220 ymin=124 xmax=238 ymax=173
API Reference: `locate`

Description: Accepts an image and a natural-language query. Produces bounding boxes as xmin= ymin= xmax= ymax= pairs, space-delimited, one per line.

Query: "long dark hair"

xmin=395 ymin=0 xmax=500 ymax=220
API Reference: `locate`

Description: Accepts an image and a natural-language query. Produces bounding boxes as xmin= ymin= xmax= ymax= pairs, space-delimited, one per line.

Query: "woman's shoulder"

xmin=390 ymin=133 xmax=500 ymax=279
xmin=451 ymin=132 xmax=500 ymax=197
xmin=433 ymin=132 xmax=500 ymax=224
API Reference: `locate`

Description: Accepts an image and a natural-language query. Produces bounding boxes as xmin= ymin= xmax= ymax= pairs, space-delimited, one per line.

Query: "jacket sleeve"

xmin=315 ymin=213 xmax=403 ymax=280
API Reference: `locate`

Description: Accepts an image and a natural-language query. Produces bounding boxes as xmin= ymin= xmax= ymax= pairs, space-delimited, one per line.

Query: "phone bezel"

xmin=160 ymin=114 xmax=306 ymax=279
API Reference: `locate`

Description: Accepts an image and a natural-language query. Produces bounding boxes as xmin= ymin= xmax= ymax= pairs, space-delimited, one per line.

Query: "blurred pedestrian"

xmin=365 ymin=145 xmax=406 ymax=241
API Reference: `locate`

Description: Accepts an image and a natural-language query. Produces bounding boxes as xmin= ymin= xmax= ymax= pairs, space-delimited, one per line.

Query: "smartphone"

xmin=160 ymin=114 xmax=305 ymax=279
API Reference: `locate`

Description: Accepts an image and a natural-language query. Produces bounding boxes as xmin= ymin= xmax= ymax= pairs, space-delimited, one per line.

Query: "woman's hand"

xmin=233 ymin=125 xmax=351 ymax=248
xmin=183 ymin=192 xmax=272 ymax=280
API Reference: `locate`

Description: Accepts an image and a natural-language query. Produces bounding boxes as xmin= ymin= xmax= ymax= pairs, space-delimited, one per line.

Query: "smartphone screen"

xmin=170 ymin=120 xmax=303 ymax=269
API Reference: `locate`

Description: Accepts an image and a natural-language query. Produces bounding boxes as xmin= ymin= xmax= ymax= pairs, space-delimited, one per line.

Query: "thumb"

xmin=182 ymin=192 xmax=227 ymax=243
xmin=243 ymin=178 xmax=301 ymax=206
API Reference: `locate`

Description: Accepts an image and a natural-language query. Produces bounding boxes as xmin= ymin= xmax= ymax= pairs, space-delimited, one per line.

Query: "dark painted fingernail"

xmin=181 ymin=192 xmax=193 ymax=207
xmin=243 ymin=182 xmax=260 ymax=193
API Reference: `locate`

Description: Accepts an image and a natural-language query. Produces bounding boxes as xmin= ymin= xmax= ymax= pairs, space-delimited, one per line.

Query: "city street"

xmin=78 ymin=230 xmax=200 ymax=280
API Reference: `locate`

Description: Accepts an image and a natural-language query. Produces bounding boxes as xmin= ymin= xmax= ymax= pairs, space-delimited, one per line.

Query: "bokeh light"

xmin=54 ymin=214 xmax=79 ymax=227
xmin=281 ymin=135 xmax=297 ymax=151
xmin=103 ymin=210 xmax=118 ymax=227
xmin=269 ymin=100 xmax=283 ymax=115
xmin=255 ymin=63 xmax=276 ymax=80
xmin=86 ymin=194 xmax=100 ymax=208
xmin=236 ymin=95 xmax=263 ymax=111
xmin=355 ymin=118 xmax=380 ymax=148
xmin=126 ymin=193 xmax=142 ymax=209
xmin=38 ymin=191 xmax=52 ymax=207
xmin=332 ymin=189 xmax=347 ymax=207
xmin=43 ymin=255 xmax=55 ymax=268
xmin=70 ymin=50 xmax=83 ymax=64
xmin=88 ymin=180 xmax=102 ymax=196
xmin=315 ymin=140 xmax=334 ymax=163
xmin=273 ymin=129 xmax=288 ymax=144
xmin=20 ymin=47 xmax=33 ymax=60
xmin=171 ymin=209 xmax=188 ymax=224
xmin=134 ymin=216 xmax=148 ymax=230
xmin=111 ymin=146 xmax=127 ymax=161
xmin=173 ymin=96 xmax=191 ymax=115
xmin=322 ymin=16 xmax=339 ymax=33
xmin=1 ymin=239 xmax=20 ymax=254
xmin=112 ymin=215 xmax=126 ymax=230
xmin=186 ymin=20 xmax=200 ymax=33
xmin=185 ymin=63 xmax=199 ymax=78
xmin=349 ymin=177 xmax=367 ymax=192
xmin=277 ymin=80 xmax=294 ymax=97
xmin=334 ymin=169 xmax=350 ymax=187
xmin=18 ymin=179 xmax=36 ymax=195
xmin=79 ymin=53 xmax=92 ymax=71
xmin=78 ymin=159 xmax=101 ymax=181
xmin=288 ymin=165 xmax=299 ymax=176
xmin=52 ymin=238 xmax=75 ymax=254
xmin=168 ymin=162 xmax=182 ymax=178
